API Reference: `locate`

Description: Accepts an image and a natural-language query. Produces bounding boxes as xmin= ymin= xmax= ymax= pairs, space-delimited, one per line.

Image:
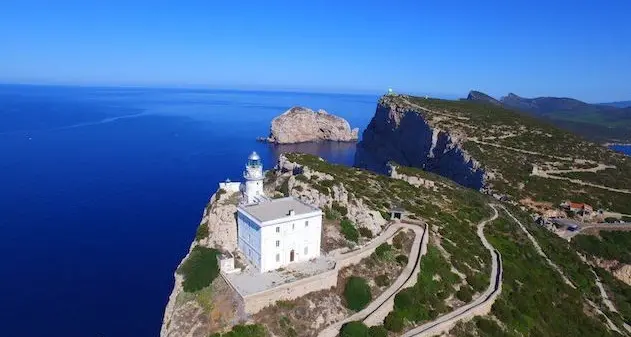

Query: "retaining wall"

xmin=222 ymin=267 xmax=339 ymax=314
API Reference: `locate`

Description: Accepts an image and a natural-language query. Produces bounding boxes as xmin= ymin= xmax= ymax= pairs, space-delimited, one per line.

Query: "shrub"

xmin=295 ymin=174 xmax=308 ymax=182
xmin=604 ymin=217 xmax=619 ymax=223
xmin=340 ymin=321 xmax=369 ymax=337
xmin=375 ymin=274 xmax=390 ymax=287
xmin=341 ymin=218 xmax=359 ymax=243
xmin=368 ymin=325 xmax=388 ymax=337
xmin=176 ymin=246 xmax=219 ymax=292
xmin=332 ymin=201 xmax=349 ymax=216
xmin=195 ymin=223 xmax=209 ymax=241
xmin=396 ymin=254 xmax=409 ymax=266
xmin=374 ymin=243 xmax=393 ymax=260
xmin=392 ymin=231 xmax=406 ymax=249
xmin=277 ymin=179 xmax=289 ymax=196
xmin=358 ymin=227 xmax=373 ymax=238
xmin=216 ymin=188 xmax=226 ymax=199
xmin=384 ymin=310 xmax=405 ymax=332
xmin=456 ymin=286 xmax=474 ymax=302
xmin=293 ymin=185 xmax=303 ymax=192
xmin=622 ymin=216 xmax=631 ymax=223
xmin=344 ymin=276 xmax=372 ymax=311
xmin=210 ymin=324 xmax=267 ymax=337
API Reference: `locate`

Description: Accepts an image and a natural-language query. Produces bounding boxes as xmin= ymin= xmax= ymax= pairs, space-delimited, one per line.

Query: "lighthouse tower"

xmin=243 ymin=151 xmax=265 ymax=204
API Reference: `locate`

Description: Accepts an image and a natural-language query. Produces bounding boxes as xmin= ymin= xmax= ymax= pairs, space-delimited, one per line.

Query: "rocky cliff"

xmin=262 ymin=106 xmax=359 ymax=144
xmin=354 ymin=96 xmax=487 ymax=190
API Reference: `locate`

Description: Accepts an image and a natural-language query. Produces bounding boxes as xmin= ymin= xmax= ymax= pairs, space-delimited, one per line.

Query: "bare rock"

xmin=263 ymin=106 xmax=359 ymax=144
xmin=613 ymin=264 xmax=631 ymax=286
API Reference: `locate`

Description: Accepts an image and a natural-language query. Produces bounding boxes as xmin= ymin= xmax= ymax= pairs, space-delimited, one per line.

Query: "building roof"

xmin=238 ymin=197 xmax=321 ymax=224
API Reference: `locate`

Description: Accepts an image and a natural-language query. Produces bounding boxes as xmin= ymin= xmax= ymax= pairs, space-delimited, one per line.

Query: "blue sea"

xmin=0 ymin=84 xmax=377 ymax=337
xmin=611 ymin=144 xmax=631 ymax=156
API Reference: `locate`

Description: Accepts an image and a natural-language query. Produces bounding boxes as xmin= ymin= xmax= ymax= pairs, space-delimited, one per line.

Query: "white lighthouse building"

xmin=217 ymin=151 xmax=323 ymax=273
xmin=243 ymin=151 xmax=265 ymax=204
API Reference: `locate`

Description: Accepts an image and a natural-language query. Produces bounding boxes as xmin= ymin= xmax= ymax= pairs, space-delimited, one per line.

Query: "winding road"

xmin=318 ymin=222 xmax=428 ymax=337
xmin=400 ymin=205 xmax=502 ymax=337
xmin=319 ymin=205 xmax=503 ymax=337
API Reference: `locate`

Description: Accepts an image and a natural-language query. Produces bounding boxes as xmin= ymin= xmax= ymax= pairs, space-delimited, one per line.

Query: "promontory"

xmin=260 ymin=106 xmax=358 ymax=143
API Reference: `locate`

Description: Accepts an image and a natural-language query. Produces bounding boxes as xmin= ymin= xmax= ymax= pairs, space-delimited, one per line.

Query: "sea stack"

xmin=261 ymin=106 xmax=359 ymax=144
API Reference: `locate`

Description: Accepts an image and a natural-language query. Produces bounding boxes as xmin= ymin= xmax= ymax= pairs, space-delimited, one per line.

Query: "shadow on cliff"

xmin=354 ymin=103 xmax=485 ymax=190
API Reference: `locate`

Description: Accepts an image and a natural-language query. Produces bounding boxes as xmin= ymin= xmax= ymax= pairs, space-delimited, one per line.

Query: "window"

xmin=276 ymin=226 xmax=280 ymax=233
xmin=276 ymin=253 xmax=280 ymax=262
xmin=304 ymin=246 xmax=308 ymax=255
xmin=305 ymin=220 xmax=309 ymax=227
xmin=292 ymin=223 xmax=295 ymax=230
xmin=276 ymin=240 xmax=280 ymax=247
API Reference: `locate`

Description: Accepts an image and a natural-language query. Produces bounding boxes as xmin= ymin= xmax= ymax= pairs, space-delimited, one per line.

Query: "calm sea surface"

xmin=611 ymin=144 xmax=631 ymax=156
xmin=0 ymin=84 xmax=377 ymax=337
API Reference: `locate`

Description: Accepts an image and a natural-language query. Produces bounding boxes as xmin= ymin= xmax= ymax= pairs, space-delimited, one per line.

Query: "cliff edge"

xmin=355 ymin=95 xmax=487 ymax=190
xmin=262 ymin=106 xmax=358 ymax=144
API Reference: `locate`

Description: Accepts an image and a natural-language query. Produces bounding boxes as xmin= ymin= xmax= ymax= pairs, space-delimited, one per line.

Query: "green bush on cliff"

xmin=209 ymin=324 xmax=267 ymax=337
xmin=341 ymin=218 xmax=359 ymax=243
xmin=177 ymin=246 xmax=220 ymax=292
xmin=195 ymin=223 xmax=209 ymax=241
xmin=344 ymin=276 xmax=372 ymax=311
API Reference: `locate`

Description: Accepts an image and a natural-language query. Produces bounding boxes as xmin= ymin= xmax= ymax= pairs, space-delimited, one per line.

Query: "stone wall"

xmin=222 ymin=267 xmax=339 ymax=314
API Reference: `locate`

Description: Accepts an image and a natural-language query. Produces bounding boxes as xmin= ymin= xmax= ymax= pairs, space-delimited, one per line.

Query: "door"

xmin=290 ymin=249 xmax=295 ymax=262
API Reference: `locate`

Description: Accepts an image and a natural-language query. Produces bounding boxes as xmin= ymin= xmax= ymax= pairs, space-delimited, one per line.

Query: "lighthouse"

xmin=243 ymin=151 xmax=265 ymax=203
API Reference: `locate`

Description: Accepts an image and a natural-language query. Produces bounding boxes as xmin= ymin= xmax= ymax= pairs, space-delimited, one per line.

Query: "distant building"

xmin=228 ymin=152 xmax=323 ymax=273
xmin=560 ymin=201 xmax=593 ymax=215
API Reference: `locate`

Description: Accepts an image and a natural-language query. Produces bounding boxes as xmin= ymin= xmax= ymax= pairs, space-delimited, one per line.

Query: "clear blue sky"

xmin=1 ymin=0 xmax=630 ymax=101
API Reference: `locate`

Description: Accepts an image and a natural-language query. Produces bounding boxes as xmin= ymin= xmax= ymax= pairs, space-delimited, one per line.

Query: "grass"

xmin=176 ymin=246 xmax=220 ymax=292
xmin=344 ymin=276 xmax=372 ymax=311
xmin=341 ymin=218 xmax=359 ymax=243
xmin=194 ymin=222 xmax=209 ymax=241
xmin=388 ymin=245 xmax=460 ymax=329
xmin=573 ymin=232 xmax=631 ymax=264
xmin=209 ymin=324 xmax=268 ymax=337
xmin=485 ymin=212 xmax=614 ymax=337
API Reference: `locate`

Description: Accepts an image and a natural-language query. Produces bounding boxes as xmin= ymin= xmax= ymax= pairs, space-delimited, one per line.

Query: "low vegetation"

xmin=343 ymin=276 xmax=372 ymax=311
xmin=340 ymin=218 xmax=360 ymax=243
xmin=209 ymin=324 xmax=268 ymax=337
xmin=176 ymin=246 xmax=220 ymax=292
xmin=484 ymin=212 xmax=613 ymax=336
xmin=573 ymin=231 xmax=631 ymax=264
xmin=339 ymin=322 xmax=388 ymax=337
xmin=387 ymin=245 xmax=460 ymax=331
xmin=194 ymin=222 xmax=209 ymax=241
xmin=401 ymin=95 xmax=631 ymax=214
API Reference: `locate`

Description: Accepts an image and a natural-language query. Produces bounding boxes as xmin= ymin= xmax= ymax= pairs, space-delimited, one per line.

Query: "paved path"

xmin=318 ymin=222 xmax=428 ymax=337
xmin=500 ymin=205 xmax=576 ymax=289
xmin=400 ymin=205 xmax=502 ymax=337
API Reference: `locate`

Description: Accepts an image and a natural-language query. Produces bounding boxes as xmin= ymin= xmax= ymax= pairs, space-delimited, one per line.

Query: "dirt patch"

xmin=253 ymin=289 xmax=349 ymax=337
xmin=321 ymin=217 xmax=348 ymax=252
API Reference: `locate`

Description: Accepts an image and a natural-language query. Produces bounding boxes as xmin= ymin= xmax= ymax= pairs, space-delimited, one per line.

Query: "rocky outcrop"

xmin=354 ymin=96 xmax=487 ymax=190
xmin=613 ymin=264 xmax=631 ymax=286
xmin=277 ymin=155 xmax=386 ymax=235
xmin=262 ymin=107 xmax=359 ymax=144
xmin=161 ymin=190 xmax=241 ymax=337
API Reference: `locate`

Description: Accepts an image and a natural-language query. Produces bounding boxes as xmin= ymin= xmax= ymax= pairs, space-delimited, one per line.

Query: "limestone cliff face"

xmin=264 ymin=107 xmax=359 ymax=144
xmin=354 ymin=98 xmax=486 ymax=190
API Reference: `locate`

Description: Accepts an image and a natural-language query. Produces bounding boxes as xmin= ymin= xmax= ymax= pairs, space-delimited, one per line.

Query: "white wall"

xmin=259 ymin=213 xmax=322 ymax=272
xmin=218 ymin=181 xmax=242 ymax=193
xmin=237 ymin=211 xmax=262 ymax=269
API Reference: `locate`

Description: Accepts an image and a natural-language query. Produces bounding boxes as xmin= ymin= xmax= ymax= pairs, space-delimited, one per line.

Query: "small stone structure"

xmin=217 ymin=251 xmax=237 ymax=274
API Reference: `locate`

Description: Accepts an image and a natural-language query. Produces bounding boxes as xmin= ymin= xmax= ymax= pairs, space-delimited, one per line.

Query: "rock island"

xmin=260 ymin=106 xmax=358 ymax=143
